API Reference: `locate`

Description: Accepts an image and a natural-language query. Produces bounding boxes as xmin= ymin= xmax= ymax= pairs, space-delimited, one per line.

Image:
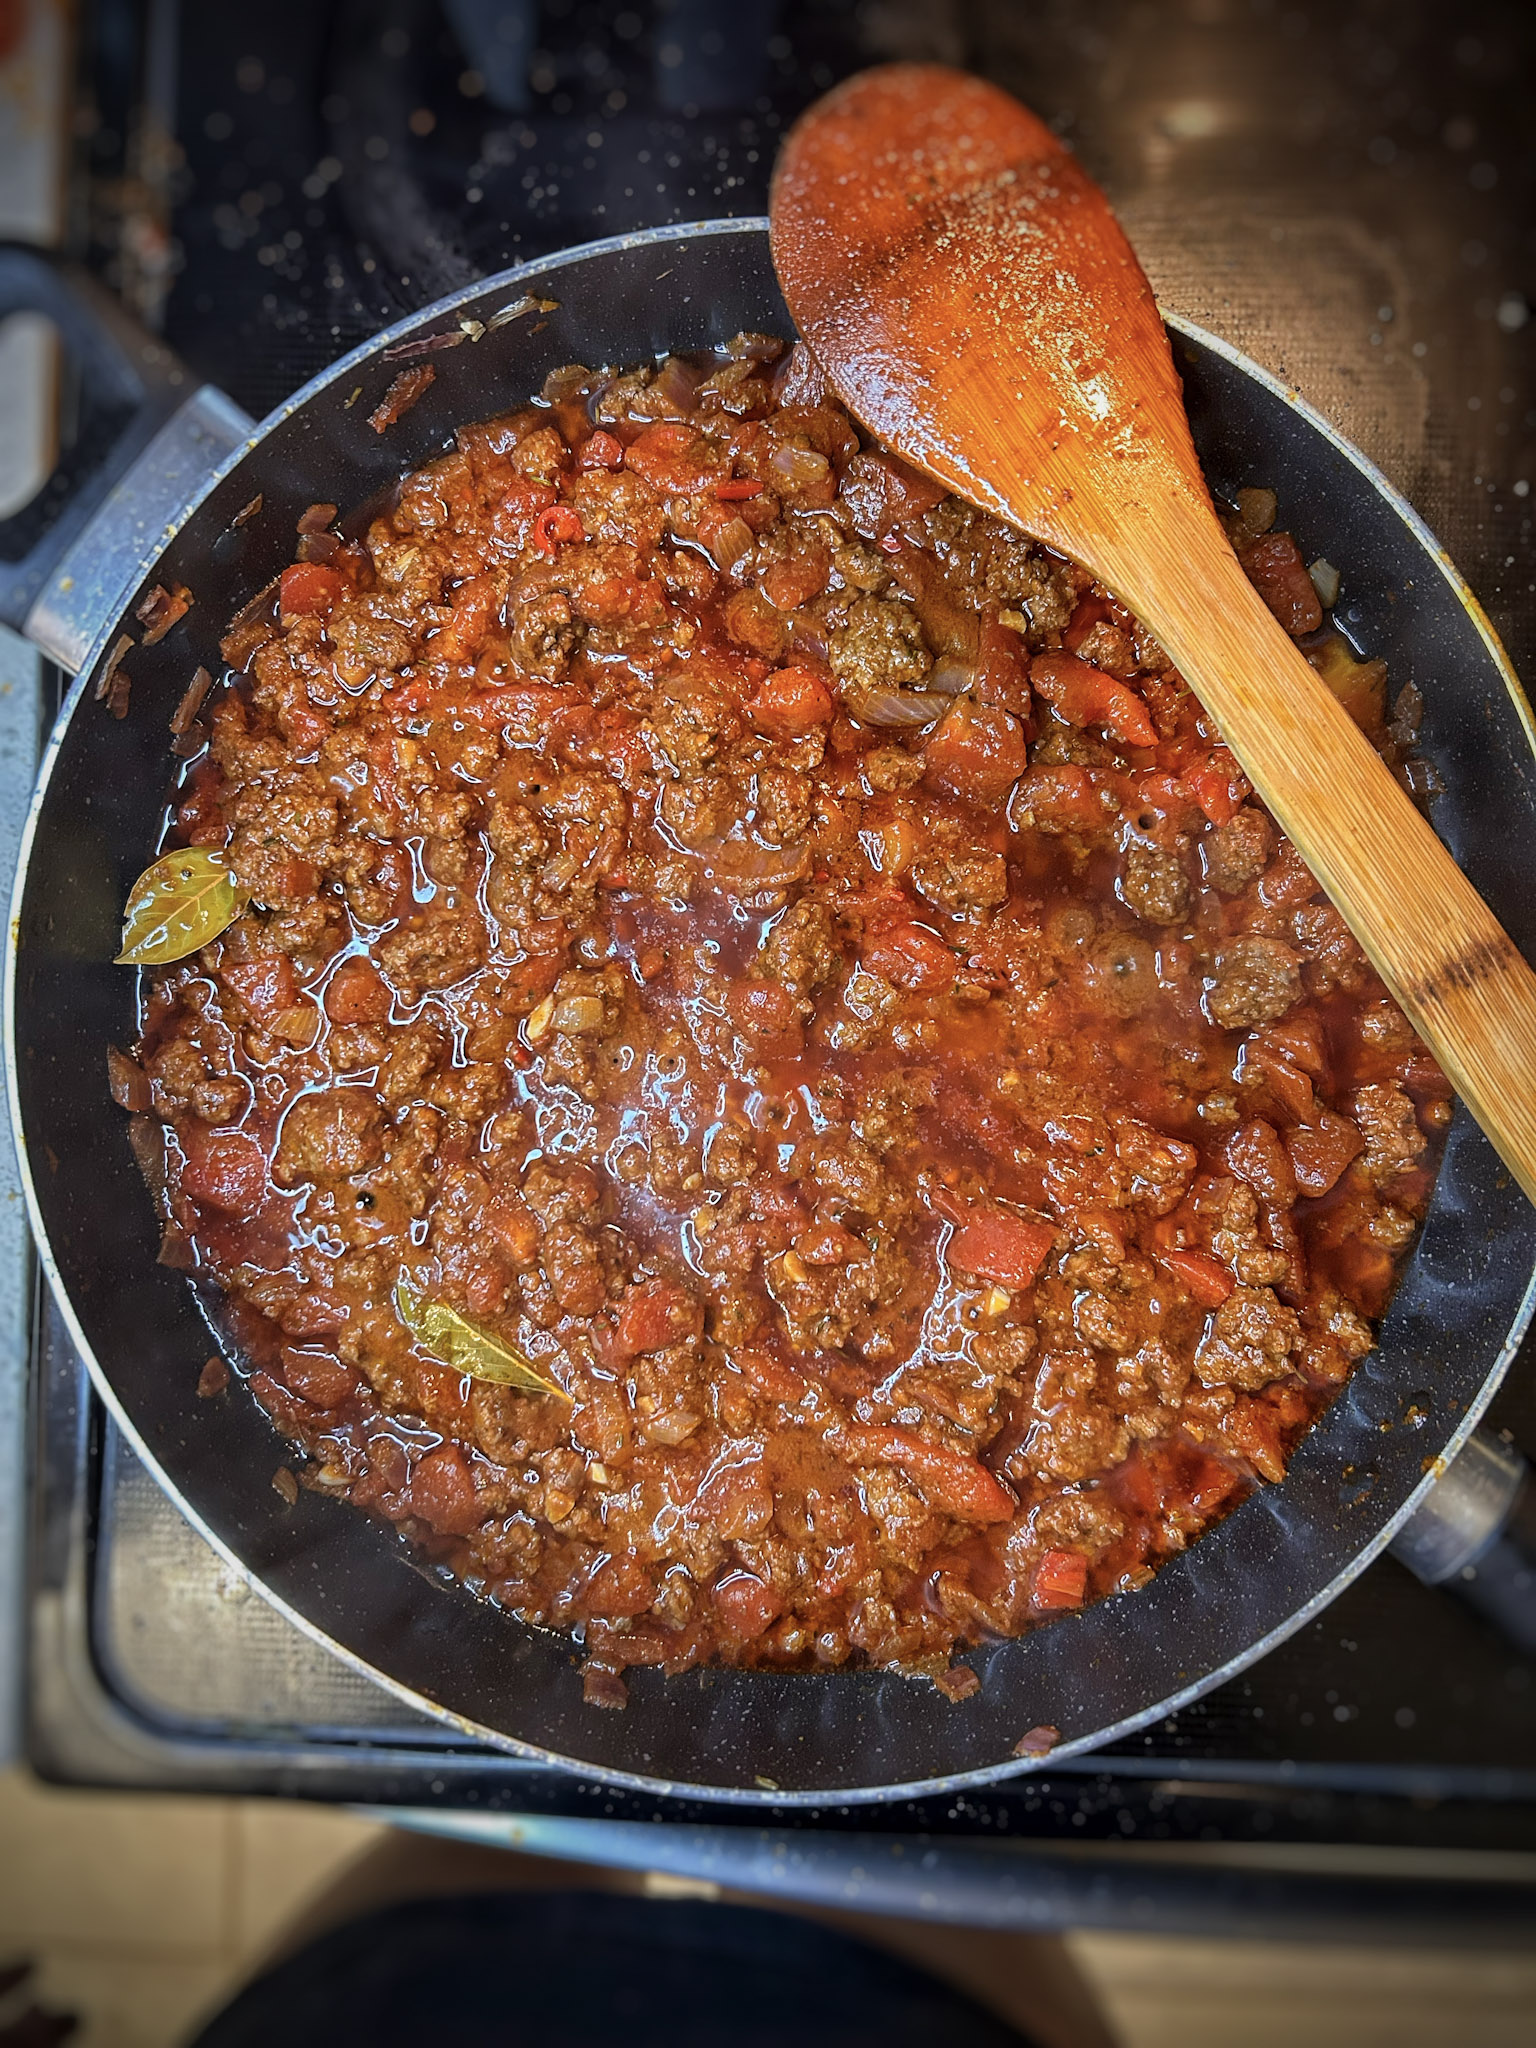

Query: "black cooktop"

xmin=33 ymin=0 xmax=1536 ymax=1927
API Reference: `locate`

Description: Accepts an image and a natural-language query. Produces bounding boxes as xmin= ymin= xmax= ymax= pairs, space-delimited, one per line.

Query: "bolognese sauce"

xmin=121 ymin=333 xmax=1449 ymax=1703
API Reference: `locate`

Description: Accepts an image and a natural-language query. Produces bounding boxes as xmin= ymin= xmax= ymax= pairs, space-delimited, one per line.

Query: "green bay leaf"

xmin=117 ymin=848 xmax=240 ymax=965
xmin=394 ymin=1280 xmax=569 ymax=1400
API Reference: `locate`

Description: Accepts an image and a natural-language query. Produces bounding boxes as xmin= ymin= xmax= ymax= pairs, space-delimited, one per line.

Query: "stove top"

xmin=20 ymin=0 xmax=1536 ymax=1925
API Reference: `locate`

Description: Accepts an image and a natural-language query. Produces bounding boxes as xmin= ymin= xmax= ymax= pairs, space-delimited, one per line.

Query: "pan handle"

xmin=1391 ymin=1426 xmax=1536 ymax=1653
xmin=0 ymin=243 xmax=252 ymax=671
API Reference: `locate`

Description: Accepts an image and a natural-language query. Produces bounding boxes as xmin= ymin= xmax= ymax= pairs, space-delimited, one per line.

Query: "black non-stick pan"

xmin=4 ymin=219 xmax=1535 ymax=1801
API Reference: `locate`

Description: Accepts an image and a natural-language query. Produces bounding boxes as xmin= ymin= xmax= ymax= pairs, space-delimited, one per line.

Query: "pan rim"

xmin=7 ymin=217 xmax=1535 ymax=1805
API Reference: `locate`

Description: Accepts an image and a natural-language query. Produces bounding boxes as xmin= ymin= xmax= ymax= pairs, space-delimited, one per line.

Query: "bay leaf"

xmin=394 ymin=1280 xmax=569 ymax=1400
xmin=116 ymin=848 xmax=241 ymax=965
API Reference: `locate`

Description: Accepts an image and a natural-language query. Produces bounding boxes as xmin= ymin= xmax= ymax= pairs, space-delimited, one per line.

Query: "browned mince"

xmin=126 ymin=334 xmax=1450 ymax=1697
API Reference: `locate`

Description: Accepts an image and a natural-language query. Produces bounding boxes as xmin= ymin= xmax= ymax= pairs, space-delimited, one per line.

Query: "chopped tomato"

xmin=1286 ymin=1112 xmax=1365 ymax=1197
xmin=624 ymin=419 xmax=722 ymax=493
xmin=1008 ymin=762 xmax=1107 ymax=833
xmin=946 ymin=1206 xmax=1057 ymax=1289
xmin=178 ymin=1129 xmax=268 ymax=1217
xmin=727 ymin=978 xmax=803 ymax=1049
xmin=714 ymin=1569 xmax=784 ymax=1640
xmin=1063 ymin=592 xmax=1117 ymax=652
xmin=612 ymin=1279 xmax=703 ymax=1360
xmin=324 ymin=956 xmax=392 ymax=1026
xmin=280 ymin=1346 xmax=357 ymax=1410
xmin=223 ymin=955 xmax=298 ymax=1026
xmin=1030 ymin=651 xmax=1157 ymax=749
xmin=923 ymin=700 xmax=1028 ymax=807
xmin=405 ymin=1445 xmax=483 ymax=1537
xmin=863 ymin=922 xmax=956 ymax=993
xmin=842 ymin=1425 xmax=1017 ymax=1524
xmin=1223 ymin=1119 xmax=1297 ymax=1204
xmin=576 ymin=429 xmax=625 ymax=471
xmin=1187 ymin=753 xmax=1251 ymax=825
xmin=278 ymin=561 xmax=345 ymax=619
xmin=532 ymin=504 xmax=585 ymax=554
xmin=748 ymin=666 xmax=833 ymax=739
xmin=1158 ymin=1248 xmax=1235 ymax=1308
xmin=1033 ymin=1548 xmax=1088 ymax=1609
xmin=974 ymin=613 xmax=1031 ymax=712
xmin=1241 ymin=530 xmax=1322 ymax=637
xmin=733 ymin=1347 xmax=811 ymax=1406
xmin=586 ymin=1555 xmax=657 ymax=1620
xmin=716 ymin=477 xmax=764 ymax=501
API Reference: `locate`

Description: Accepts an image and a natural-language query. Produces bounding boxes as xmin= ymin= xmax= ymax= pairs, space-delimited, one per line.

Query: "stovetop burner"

xmin=23 ymin=0 xmax=1536 ymax=1920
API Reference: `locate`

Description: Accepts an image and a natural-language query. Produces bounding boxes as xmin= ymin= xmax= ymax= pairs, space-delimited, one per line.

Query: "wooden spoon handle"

xmin=1123 ymin=492 xmax=1536 ymax=1204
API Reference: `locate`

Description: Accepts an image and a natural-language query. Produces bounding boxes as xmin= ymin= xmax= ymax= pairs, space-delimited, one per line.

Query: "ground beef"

xmin=1205 ymin=936 xmax=1303 ymax=1029
xmin=828 ymin=594 xmax=932 ymax=700
xmin=1203 ymin=809 xmax=1275 ymax=894
xmin=128 ymin=332 xmax=1448 ymax=1697
xmin=1121 ymin=842 xmax=1191 ymax=925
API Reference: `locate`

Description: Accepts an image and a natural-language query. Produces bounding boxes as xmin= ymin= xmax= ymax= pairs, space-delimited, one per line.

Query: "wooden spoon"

xmin=771 ymin=62 xmax=1536 ymax=1205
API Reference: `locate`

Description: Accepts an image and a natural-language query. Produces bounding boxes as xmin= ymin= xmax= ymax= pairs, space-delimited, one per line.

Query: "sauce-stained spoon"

xmin=771 ymin=62 xmax=1536 ymax=1206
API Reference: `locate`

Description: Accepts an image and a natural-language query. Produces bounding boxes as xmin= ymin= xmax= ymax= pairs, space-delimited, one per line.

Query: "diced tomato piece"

xmin=713 ymin=1569 xmax=784 ymax=1641
xmin=716 ymin=477 xmax=764 ymax=501
xmin=490 ymin=478 xmax=557 ymax=553
xmin=324 ymin=956 xmax=392 ymax=1025
xmin=1009 ymin=763 xmax=1107 ymax=833
xmin=863 ymin=921 xmax=956 ymax=993
xmin=847 ymin=1433 xmax=1015 ymax=1531
xmin=1033 ymin=1548 xmax=1088 ymax=1610
xmin=279 ymin=562 xmax=346 ymax=620
xmin=1063 ymin=592 xmax=1116 ymax=652
xmin=612 ymin=1279 xmax=703 ymax=1360
xmin=405 ymin=1444 xmax=483 ymax=1537
xmin=1240 ymin=1042 xmax=1315 ymax=1124
xmin=1188 ymin=751 xmax=1251 ymax=825
xmin=576 ymin=429 xmax=625 ymax=471
xmin=1241 ymin=530 xmax=1323 ymax=637
xmin=1158 ymin=1247 xmax=1235 ymax=1308
xmin=1286 ymin=1112 xmax=1365 ymax=1197
xmin=532 ymin=504 xmax=585 ymax=554
xmin=223 ymin=955 xmax=298 ymax=1027
xmin=733 ymin=1347 xmax=811 ymax=1406
xmin=975 ymin=613 xmax=1031 ymax=712
xmin=280 ymin=1345 xmax=357 ymax=1409
xmin=727 ymin=978 xmax=803 ymax=1048
xmin=624 ymin=419 xmax=723 ymax=493
xmin=586 ymin=1554 xmax=657 ymax=1620
xmin=842 ymin=1426 xmax=1017 ymax=1524
xmin=178 ymin=1128 xmax=268 ymax=1217
xmin=946 ymin=1206 xmax=1057 ymax=1289
xmin=274 ymin=857 xmax=319 ymax=900
xmin=924 ymin=700 xmax=1028 ymax=806
xmin=431 ymin=571 xmax=504 ymax=660
xmin=1221 ymin=1396 xmax=1289 ymax=1483
xmin=748 ymin=666 xmax=833 ymax=739
xmin=1223 ymin=1119 xmax=1297 ymax=1204
xmin=1030 ymin=651 xmax=1157 ymax=749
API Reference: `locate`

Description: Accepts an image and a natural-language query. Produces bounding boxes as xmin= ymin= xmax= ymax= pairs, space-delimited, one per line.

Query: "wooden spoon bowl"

xmin=771 ymin=63 xmax=1536 ymax=1203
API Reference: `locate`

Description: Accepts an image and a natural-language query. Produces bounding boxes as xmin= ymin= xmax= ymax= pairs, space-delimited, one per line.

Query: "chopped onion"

xmin=705 ymin=515 xmax=754 ymax=571
xmin=725 ymin=333 xmax=786 ymax=362
xmin=651 ymin=355 xmax=703 ymax=414
xmin=1308 ymin=557 xmax=1341 ymax=608
xmin=551 ymin=993 xmax=607 ymax=1035
xmin=844 ymin=682 xmax=949 ymax=728
xmin=1234 ymin=486 xmax=1277 ymax=537
xmin=769 ymin=443 xmax=832 ymax=489
xmin=928 ymin=658 xmax=978 ymax=696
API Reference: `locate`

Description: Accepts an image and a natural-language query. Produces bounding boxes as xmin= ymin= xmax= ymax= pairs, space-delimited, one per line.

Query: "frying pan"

xmin=4 ymin=219 xmax=1535 ymax=1802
